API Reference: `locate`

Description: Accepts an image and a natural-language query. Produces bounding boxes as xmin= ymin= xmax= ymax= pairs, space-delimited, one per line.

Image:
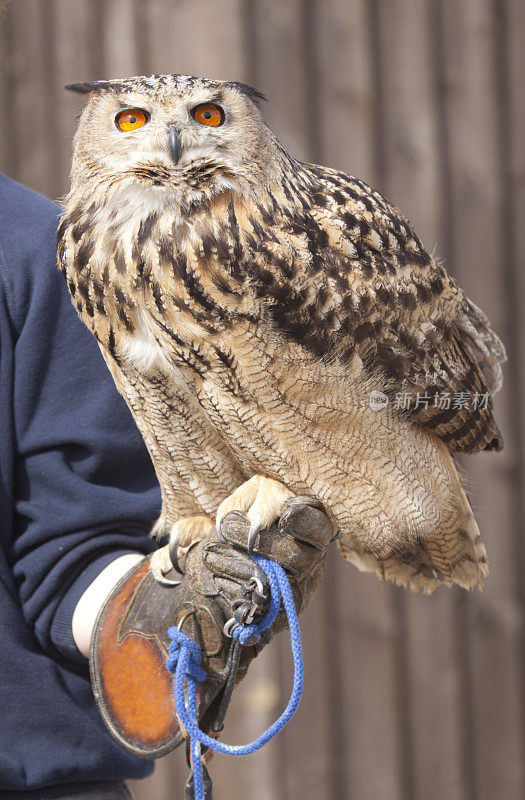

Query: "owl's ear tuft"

xmin=64 ymin=82 xmax=101 ymax=95
xmin=224 ymin=81 xmax=268 ymax=108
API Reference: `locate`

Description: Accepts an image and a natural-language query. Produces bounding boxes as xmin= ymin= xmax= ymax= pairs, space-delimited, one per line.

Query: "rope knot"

xmin=232 ymin=624 xmax=260 ymax=645
xmin=231 ymin=622 xmax=261 ymax=646
xmin=166 ymin=627 xmax=207 ymax=682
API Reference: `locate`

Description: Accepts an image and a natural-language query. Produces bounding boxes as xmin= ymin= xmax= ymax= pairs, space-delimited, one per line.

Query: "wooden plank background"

xmin=1 ymin=1 xmax=523 ymax=798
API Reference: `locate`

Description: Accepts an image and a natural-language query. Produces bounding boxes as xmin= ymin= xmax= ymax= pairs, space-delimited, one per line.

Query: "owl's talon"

xmin=168 ymin=531 xmax=184 ymax=574
xmin=150 ymin=544 xmax=182 ymax=585
xmin=247 ymin=518 xmax=262 ymax=554
xmin=151 ymin=566 xmax=182 ymax=587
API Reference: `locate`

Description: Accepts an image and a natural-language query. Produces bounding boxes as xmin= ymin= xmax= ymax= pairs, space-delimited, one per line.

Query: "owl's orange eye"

xmin=193 ymin=103 xmax=224 ymax=127
xmin=115 ymin=108 xmax=149 ymax=132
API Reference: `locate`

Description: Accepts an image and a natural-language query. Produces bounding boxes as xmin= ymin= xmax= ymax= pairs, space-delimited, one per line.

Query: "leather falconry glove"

xmin=90 ymin=496 xmax=334 ymax=759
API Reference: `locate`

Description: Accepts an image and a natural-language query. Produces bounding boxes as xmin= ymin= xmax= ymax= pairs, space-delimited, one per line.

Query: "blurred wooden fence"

xmin=1 ymin=1 xmax=524 ymax=798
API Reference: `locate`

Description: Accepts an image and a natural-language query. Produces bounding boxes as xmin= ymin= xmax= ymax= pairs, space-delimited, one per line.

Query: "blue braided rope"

xmin=166 ymin=556 xmax=303 ymax=800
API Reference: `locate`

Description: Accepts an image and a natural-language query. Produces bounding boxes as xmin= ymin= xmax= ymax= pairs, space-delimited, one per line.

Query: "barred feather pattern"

xmin=58 ymin=74 xmax=505 ymax=590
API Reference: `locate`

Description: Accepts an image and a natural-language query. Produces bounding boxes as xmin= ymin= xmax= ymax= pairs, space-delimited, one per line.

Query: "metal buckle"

xmin=223 ymin=617 xmax=239 ymax=638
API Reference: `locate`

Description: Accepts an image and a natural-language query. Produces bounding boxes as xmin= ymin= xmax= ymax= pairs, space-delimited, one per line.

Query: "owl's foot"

xmin=150 ymin=544 xmax=178 ymax=585
xmin=216 ymin=475 xmax=294 ymax=552
xmin=173 ymin=514 xmax=216 ymax=548
xmin=151 ymin=514 xmax=214 ymax=584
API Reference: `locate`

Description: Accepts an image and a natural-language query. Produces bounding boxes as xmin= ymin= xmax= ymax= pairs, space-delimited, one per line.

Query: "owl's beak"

xmin=168 ymin=125 xmax=181 ymax=165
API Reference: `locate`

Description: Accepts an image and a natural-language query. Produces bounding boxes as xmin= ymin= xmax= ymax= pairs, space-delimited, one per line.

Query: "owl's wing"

xmin=259 ymin=165 xmax=506 ymax=454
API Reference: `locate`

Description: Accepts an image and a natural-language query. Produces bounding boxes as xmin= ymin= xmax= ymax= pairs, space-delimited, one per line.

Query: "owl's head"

xmin=66 ymin=73 xmax=283 ymax=216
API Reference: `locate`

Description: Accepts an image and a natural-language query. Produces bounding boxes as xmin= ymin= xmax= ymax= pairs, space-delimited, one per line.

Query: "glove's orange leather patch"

xmin=91 ymin=559 xmax=180 ymax=756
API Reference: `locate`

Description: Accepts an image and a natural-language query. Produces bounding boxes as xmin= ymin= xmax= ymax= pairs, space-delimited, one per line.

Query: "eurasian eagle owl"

xmin=58 ymin=74 xmax=505 ymax=592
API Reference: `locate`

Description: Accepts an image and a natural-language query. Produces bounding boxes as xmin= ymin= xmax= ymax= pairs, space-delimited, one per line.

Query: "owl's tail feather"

xmin=337 ymin=498 xmax=488 ymax=594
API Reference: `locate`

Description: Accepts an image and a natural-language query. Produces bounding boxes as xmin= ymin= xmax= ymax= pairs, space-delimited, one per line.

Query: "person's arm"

xmin=0 ymin=176 xmax=161 ymax=663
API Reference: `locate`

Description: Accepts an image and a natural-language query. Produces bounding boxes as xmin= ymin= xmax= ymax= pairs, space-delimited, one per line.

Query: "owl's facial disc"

xmin=99 ymin=94 xmax=245 ymax=201
xmin=70 ymin=75 xmax=274 ymax=214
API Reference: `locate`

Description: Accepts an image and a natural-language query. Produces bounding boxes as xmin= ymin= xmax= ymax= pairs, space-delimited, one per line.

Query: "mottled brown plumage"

xmin=58 ymin=74 xmax=506 ymax=592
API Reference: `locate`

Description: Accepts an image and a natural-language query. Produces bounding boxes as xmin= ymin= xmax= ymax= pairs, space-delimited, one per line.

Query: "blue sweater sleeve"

xmin=0 ymin=175 xmax=161 ymax=664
